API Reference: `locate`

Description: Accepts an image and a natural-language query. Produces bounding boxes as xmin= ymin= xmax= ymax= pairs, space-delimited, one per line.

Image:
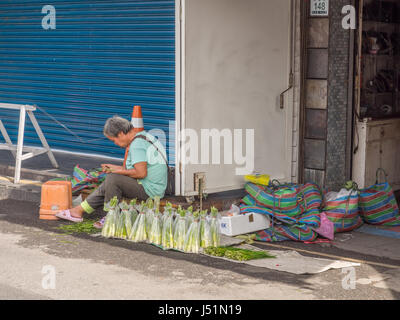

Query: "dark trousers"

xmin=85 ymin=173 xmax=149 ymax=210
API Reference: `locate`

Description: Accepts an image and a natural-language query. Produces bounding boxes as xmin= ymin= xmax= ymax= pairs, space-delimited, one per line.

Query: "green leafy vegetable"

xmin=204 ymin=247 xmax=275 ymax=261
xmin=57 ymin=219 xmax=98 ymax=235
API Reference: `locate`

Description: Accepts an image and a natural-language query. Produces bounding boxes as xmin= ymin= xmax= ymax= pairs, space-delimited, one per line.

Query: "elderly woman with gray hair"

xmin=55 ymin=115 xmax=168 ymax=227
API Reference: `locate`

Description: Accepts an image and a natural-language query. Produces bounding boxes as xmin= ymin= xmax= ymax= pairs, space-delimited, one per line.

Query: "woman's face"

xmin=106 ymin=132 xmax=129 ymax=148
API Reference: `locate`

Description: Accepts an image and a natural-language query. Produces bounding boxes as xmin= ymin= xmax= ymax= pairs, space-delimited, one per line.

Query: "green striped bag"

xmin=359 ymin=183 xmax=400 ymax=226
xmin=70 ymin=165 xmax=106 ymax=195
xmin=243 ymin=181 xmax=318 ymax=218
xmin=359 ymin=168 xmax=400 ymax=227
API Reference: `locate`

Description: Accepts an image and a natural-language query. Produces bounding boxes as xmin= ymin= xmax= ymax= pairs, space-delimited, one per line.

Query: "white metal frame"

xmin=0 ymin=103 xmax=58 ymax=183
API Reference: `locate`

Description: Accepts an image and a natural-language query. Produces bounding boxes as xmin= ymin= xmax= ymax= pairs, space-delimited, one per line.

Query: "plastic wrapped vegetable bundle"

xmin=210 ymin=206 xmax=220 ymax=247
xmin=185 ymin=206 xmax=194 ymax=230
xmin=101 ymin=196 xmax=119 ymax=238
xmin=125 ymin=199 xmax=138 ymax=237
xmin=161 ymin=204 xmax=174 ymax=249
xmin=149 ymin=209 xmax=162 ymax=245
xmin=129 ymin=198 xmax=139 ymax=211
xmin=130 ymin=198 xmax=139 ymax=213
xmin=173 ymin=207 xmax=187 ymax=251
xmin=173 ymin=205 xmax=182 ymax=231
xmin=128 ymin=201 xmax=148 ymax=242
xmin=184 ymin=210 xmax=201 ymax=253
xmin=128 ymin=198 xmax=137 ymax=212
xmin=115 ymin=201 xmax=130 ymax=239
xmin=144 ymin=198 xmax=155 ymax=236
xmin=162 ymin=202 xmax=173 ymax=226
xmin=153 ymin=196 xmax=161 ymax=210
xmin=199 ymin=210 xmax=213 ymax=248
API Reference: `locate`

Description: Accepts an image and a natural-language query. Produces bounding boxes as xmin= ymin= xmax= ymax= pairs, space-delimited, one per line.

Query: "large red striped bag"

xmin=359 ymin=182 xmax=400 ymax=227
xmin=323 ymin=189 xmax=363 ymax=233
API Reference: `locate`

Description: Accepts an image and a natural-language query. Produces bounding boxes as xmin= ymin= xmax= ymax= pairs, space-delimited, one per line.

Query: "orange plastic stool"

xmin=39 ymin=181 xmax=72 ymax=220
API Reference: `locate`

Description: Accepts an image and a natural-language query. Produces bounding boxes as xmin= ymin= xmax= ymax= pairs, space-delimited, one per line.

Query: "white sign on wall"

xmin=310 ymin=0 xmax=329 ymax=16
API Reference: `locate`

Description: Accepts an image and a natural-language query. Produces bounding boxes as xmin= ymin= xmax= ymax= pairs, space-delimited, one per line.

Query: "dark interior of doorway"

xmin=357 ymin=0 xmax=400 ymax=119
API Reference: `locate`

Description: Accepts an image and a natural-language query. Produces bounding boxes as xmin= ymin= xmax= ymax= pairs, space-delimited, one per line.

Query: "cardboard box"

xmin=219 ymin=213 xmax=271 ymax=236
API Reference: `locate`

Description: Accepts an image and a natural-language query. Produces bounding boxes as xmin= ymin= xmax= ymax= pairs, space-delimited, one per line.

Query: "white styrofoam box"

xmin=219 ymin=213 xmax=271 ymax=237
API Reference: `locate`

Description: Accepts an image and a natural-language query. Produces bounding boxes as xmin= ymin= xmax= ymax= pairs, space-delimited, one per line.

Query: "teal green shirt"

xmin=125 ymin=131 xmax=168 ymax=198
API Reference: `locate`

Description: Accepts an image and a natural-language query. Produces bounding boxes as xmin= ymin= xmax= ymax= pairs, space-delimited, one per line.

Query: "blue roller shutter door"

xmin=0 ymin=0 xmax=175 ymax=163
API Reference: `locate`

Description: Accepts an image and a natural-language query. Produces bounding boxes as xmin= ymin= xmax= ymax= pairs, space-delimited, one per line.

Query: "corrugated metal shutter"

xmin=0 ymin=0 xmax=175 ymax=163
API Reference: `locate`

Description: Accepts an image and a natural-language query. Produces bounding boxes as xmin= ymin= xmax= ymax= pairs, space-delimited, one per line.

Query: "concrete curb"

xmin=0 ymin=164 xmax=70 ymax=202
xmin=0 ymin=164 xmax=245 ymax=209
xmin=0 ymin=164 xmax=69 ymax=182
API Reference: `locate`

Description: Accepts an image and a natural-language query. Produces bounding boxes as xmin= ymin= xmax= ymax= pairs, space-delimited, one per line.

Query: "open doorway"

xmin=352 ymin=0 xmax=400 ymax=194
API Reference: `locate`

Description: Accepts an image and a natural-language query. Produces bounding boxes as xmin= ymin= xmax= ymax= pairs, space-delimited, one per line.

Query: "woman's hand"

xmin=101 ymin=163 xmax=147 ymax=179
xmin=101 ymin=164 xmax=123 ymax=173
xmin=102 ymin=162 xmax=147 ymax=179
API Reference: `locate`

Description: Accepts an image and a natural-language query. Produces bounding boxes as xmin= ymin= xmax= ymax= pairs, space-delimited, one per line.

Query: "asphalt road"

xmin=0 ymin=199 xmax=399 ymax=301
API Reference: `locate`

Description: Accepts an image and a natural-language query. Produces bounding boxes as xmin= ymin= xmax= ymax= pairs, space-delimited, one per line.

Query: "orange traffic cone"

xmin=123 ymin=105 xmax=144 ymax=168
xmin=130 ymin=105 xmax=144 ymax=131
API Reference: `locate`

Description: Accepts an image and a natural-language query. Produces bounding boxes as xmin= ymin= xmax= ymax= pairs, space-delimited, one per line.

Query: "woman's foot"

xmin=55 ymin=205 xmax=84 ymax=223
xmin=55 ymin=209 xmax=83 ymax=223
xmin=68 ymin=206 xmax=85 ymax=219
xmin=93 ymin=217 xmax=106 ymax=229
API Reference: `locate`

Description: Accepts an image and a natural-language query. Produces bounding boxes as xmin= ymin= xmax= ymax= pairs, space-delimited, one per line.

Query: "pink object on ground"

xmin=315 ymin=212 xmax=334 ymax=240
xmin=55 ymin=209 xmax=83 ymax=223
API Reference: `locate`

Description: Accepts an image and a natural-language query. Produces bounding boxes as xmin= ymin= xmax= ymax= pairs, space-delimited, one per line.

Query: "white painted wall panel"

xmin=181 ymin=0 xmax=293 ymax=195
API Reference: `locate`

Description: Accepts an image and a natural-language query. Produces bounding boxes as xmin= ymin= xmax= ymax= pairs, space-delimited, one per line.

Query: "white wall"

xmin=180 ymin=0 xmax=298 ymax=195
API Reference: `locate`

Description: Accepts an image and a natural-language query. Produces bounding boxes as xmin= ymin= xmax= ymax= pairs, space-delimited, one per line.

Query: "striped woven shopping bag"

xmin=242 ymin=180 xmax=309 ymax=218
xmin=323 ymin=187 xmax=363 ymax=233
xmin=71 ymin=165 xmax=106 ymax=195
xmin=359 ymin=168 xmax=400 ymax=226
xmin=241 ymin=181 xmax=323 ymax=242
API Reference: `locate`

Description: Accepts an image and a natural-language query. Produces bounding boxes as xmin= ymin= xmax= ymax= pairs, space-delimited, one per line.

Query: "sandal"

xmin=93 ymin=217 xmax=106 ymax=229
xmin=55 ymin=209 xmax=83 ymax=223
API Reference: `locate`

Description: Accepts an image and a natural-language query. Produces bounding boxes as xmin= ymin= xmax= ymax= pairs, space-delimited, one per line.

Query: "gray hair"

xmin=103 ymin=116 xmax=133 ymax=137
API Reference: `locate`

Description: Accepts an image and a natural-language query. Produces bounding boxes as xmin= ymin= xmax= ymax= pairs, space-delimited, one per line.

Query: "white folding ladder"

xmin=0 ymin=103 xmax=59 ymax=183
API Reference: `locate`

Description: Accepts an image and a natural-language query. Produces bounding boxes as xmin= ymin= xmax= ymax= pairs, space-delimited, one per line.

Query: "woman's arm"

xmin=111 ymin=161 xmax=147 ymax=179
